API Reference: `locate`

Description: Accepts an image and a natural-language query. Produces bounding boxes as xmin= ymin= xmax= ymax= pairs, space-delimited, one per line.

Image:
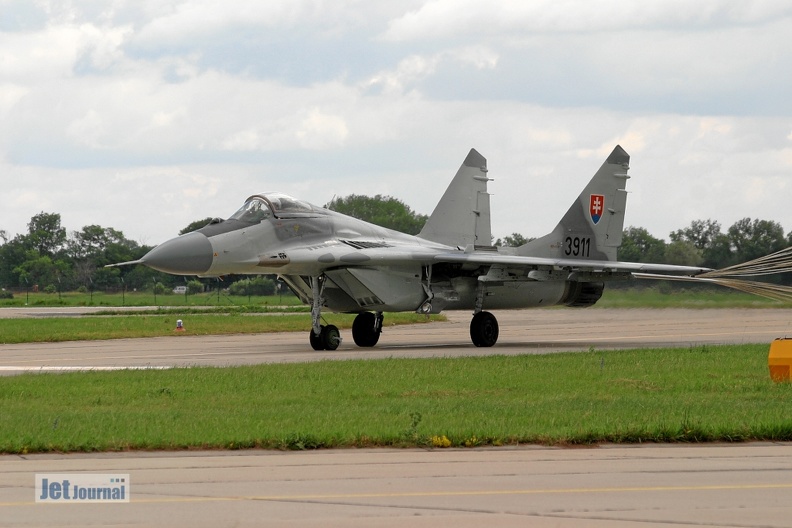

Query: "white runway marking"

xmin=0 ymin=365 xmax=172 ymax=372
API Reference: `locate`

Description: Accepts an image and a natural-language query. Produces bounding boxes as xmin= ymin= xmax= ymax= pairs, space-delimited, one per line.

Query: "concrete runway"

xmin=3 ymin=308 xmax=792 ymax=527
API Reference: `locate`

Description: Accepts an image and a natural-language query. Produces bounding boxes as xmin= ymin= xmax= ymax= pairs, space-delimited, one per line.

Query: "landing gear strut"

xmin=352 ymin=312 xmax=383 ymax=347
xmin=308 ymin=275 xmax=341 ymax=351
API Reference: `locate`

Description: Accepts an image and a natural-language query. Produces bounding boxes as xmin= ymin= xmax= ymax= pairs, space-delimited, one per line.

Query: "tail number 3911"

xmin=564 ymin=236 xmax=591 ymax=257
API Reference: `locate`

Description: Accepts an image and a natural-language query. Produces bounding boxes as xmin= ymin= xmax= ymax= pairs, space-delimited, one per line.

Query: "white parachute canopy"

xmin=635 ymin=246 xmax=792 ymax=302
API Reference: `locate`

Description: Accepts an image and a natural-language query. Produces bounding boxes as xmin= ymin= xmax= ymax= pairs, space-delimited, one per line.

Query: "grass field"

xmin=1 ymin=345 xmax=788 ymax=454
xmin=0 ymin=313 xmax=440 ymax=344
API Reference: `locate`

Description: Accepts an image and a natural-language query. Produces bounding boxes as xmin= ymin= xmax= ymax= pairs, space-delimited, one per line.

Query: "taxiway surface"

xmin=3 ymin=444 xmax=792 ymax=527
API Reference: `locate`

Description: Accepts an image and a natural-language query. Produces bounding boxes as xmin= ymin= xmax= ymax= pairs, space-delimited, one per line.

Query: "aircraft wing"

xmin=268 ymin=241 xmax=710 ymax=277
xmin=431 ymin=251 xmax=711 ymax=276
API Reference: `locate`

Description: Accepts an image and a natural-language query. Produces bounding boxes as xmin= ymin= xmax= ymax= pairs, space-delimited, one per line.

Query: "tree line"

xmin=619 ymin=218 xmax=791 ymax=269
xmin=0 ymin=212 xmax=165 ymax=293
xmin=1 ymin=197 xmax=791 ymax=294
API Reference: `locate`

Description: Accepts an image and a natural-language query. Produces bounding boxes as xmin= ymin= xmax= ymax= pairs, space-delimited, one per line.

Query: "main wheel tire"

xmin=352 ymin=312 xmax=381 ymax=347
xmin=309 ymin=326 xmax=325 ymax=350
xmin=470 ymin=311 xmax=499 ymax=347
xmin=322 ymin=324 xmax=341 ymax=351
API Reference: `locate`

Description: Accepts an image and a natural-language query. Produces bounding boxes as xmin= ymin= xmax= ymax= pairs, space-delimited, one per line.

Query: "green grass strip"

xmin=0 ymin=292 xmax=304 ymax=308
xmin=0 ymin=313 xmax=440 ymax=344
xmin=597 ymin=287 xmax=792 ymax=308
xmin=2 ymin=344 xmax=790 ymax=453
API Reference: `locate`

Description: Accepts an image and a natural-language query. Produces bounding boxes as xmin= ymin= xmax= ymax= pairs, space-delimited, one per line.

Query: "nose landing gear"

xmin=309 ymin=324 xmax=341 ymax=351
xmin=308 ymin=275 xmax=342 ymax=351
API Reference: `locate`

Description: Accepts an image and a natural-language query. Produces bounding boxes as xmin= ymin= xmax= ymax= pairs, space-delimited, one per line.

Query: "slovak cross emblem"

xmin=589 ymin=194 xmax=604 ymax=225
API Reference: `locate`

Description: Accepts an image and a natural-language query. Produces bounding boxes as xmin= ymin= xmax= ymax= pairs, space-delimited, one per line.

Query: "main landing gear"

xmin=307 ymin=274 xmax=384 ymax=351
xmin=309 ymin=312 xmax=383 ymax=351
xmin=469 ymin=277 xmax=498 ymax=347
xmin=352 ymin=311 xmax=383 ymax=347
xmin=307 ymin=271 xmax=499 ymax=349
xmin=470 ymin=311 xmax=499 ymax=347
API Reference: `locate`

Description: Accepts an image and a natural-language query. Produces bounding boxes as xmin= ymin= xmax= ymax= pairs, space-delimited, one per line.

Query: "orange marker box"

xmin=768 ymin=338 xmax=792 ymax=382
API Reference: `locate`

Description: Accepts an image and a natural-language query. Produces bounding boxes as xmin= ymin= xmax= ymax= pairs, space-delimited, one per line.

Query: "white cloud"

xmin=0 ymin=83 xmax=27 ymax=116
xmin=0 ymin=25 xmax=82 ymax=81
xmin=365 ymin=46 xmax=498 ymax=95
xmin=129 ymin=0 xmax=414 ymax=50
xmin=132 ymin=0 xmax=307 ymax=46
xmin=3 ymin=108 xmax=792 ymax=246
xmin=383 ymin=0 xmax=792 ymax=40
xmin=75 ymin=23 xmax=132 ymax=71
xmin=66 ymin=109 xmax=108 ymax=149
xmin=0 ymin=22 xmax=130 ymax=81
xmin=366 ymin=54 xmax=442 ymax=95
xmin=220 ymin=129 xmax=262 ymax=152
xmin=1 ymin=0 xmax=791 ymax=250
xmin=296 ymin=108 xmax=349 ymax=150
xmin=220 ymin=107 xmax=350 ymax=152
xmin=449 ymin=46 xmax=499 ymax=70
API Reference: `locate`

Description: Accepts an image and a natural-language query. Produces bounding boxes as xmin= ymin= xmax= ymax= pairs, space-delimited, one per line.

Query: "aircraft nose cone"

xmin=142 ymin=232 xmax=213 ymax=275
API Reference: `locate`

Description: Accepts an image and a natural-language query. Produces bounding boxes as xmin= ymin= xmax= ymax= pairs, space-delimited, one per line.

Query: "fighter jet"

xmin=113 ymin=146 xmax=784 ymax=350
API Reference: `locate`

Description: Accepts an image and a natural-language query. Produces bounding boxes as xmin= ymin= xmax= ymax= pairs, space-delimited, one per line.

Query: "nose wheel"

xmin=308 ymin=275 xmax=342 ymax=351
xmin=310 ymin=324 xmax=341 ymax=351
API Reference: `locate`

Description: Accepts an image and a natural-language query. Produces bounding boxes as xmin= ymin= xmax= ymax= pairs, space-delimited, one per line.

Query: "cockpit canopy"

xmin=229 ymin=192 xmax=319 ymax=224
xmin=229 ymin=197 xmax=271 ymax=224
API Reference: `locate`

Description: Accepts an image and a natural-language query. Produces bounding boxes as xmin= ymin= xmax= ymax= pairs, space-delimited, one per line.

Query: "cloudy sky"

xmin=2 ymin=0 xmax=791 ymax=247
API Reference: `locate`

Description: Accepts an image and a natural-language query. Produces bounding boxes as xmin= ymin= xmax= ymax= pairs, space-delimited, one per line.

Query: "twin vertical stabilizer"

xmin=418 ymin=145 xmax=630 ymax=260
xmin=418 ymin=149 xmax=493 ymax=248
xmin=517 ymin=145 xmax=630 ymax=261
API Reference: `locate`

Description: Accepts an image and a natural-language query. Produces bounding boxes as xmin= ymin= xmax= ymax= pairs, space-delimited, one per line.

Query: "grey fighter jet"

xmin=114 ymin=146 xmax=714 ymax=350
